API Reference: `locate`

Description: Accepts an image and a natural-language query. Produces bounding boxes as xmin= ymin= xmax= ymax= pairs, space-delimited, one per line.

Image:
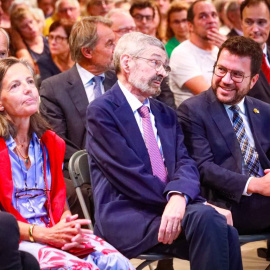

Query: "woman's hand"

xmin=61 ymin=214 xmax=93 ymax=251
xmin=36 ymin=214 xmax=91 ymax=249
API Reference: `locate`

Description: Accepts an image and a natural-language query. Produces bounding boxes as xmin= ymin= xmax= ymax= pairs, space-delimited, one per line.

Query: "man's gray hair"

xmin=55 ymin=0 xmax=79 ymax=12
xmin=69 ymin=16 xmax=112 ymax=62
xmin=106 ymin=8 xmax=130 ymax=18
xmin=113 ymin=32 xmax=165 ymax=74
xmin=0 ymin=28 xmax=10 ymax=50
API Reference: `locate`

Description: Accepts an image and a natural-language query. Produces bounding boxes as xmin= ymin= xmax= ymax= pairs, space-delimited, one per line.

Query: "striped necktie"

xmin=229 ymin=105 xmax=260 ymax=177
xmin=138 ymin=105 xmax=167 ymax=182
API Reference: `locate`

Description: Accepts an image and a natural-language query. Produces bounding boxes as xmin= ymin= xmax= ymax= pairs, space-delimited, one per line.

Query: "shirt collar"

xmin=76 ymin=63 xmax=105 ymax=86
xmin=234 ymin=28 xmax=243 ymax=36
xmin=224 ymin=97 xmax=246 ymax=114
xmin=5 ymin=133 xmax=40 ymax=151
xmin=118 ymin=80 xmax=150 ymax=113
xmin=263 ymin=44 xmax=268 ymax=57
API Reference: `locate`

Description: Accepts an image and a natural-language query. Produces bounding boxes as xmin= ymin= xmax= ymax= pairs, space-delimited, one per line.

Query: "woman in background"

xmin=165 ymin=1 xmax=189 ymax=58
xmin=37 ymin=20 xmax=74 ymax=82
xmin=10 ymin=6 xmax=50 ymax=71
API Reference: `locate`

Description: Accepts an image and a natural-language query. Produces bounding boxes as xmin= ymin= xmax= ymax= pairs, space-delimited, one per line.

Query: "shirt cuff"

xmin=243 ymin=177 xmax=253 ymax=196
xmin=166 ymin=191 xmax=189 ymax=204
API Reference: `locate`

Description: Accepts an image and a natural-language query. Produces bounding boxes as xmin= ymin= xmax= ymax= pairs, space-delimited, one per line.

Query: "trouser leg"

xmin=19 ymin=251 xmax=40 ymax=270
xmin=155 ymin=258 xmax=174 ymax=270
xmin=0 ymin=212 xmax=22 ymax=270
xmin=147 ymin=203 xmax=242 ymax=270
xmin=183 ymin=203 xmax=242 ymax=270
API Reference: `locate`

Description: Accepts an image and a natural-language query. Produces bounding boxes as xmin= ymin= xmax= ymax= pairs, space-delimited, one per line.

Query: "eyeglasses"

xmin=15 ymin=188 xmax=51 ymax=200
xmin=213 ymin=64 xmax=250 ymax=83
xmin=132 ymin=14 xmax=153 ymax=22
xmin=47 ymin=34 xmax=68 ymax=43
xmin=133 ymin=56 xmax=171 ymax=75
xmin=113 ymin=26 xmax=136 ymax=35
xmin=91 ymin=0 xmax=113 ymax=6
xmin=58 ymin=7 xmax=77 ymax=13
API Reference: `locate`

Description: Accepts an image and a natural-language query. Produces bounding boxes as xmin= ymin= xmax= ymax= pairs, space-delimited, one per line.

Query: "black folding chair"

xmin=68 ymin=150 xmax=172 ymax=270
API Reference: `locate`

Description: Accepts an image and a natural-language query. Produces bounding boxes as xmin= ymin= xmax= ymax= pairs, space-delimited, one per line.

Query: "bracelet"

xmin=29 ymin=224 xmax=35 ymax=242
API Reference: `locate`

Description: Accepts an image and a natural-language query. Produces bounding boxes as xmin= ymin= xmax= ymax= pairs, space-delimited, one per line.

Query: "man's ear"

xmin=120 ymin=54 xmax=131 ymax=74
xmin=188 ymin=21 xmax=193 ymax=33
xmin=250 ymin=73 xmax=259 ymax=89
xmin=81 ymin=47 xmax=93 ymax=59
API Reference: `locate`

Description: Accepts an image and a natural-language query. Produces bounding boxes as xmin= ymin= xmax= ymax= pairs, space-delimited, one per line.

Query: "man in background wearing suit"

xmin=240 ymin=0 xmax=270 ymax=103
xmin=178 ymin=36 xmax=270 ymax=235
xmin=40 ymin=16 xmax=116 ymax=219
xmin=86 ymin=32 xmax=242 ymax=270
xmin=226 ymin=0 xmax=243 ymax=38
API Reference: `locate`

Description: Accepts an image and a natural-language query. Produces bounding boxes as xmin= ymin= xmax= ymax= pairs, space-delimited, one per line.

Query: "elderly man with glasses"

xmin=178 ymin=36 xmax=270 ymax=238
xmin=43 ymin=0 xmax=80 ymax=36
xmin=86 ymin=31 xmax=243 ymax=270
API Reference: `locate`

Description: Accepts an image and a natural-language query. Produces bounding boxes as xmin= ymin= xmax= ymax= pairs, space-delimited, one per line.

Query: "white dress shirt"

xmin=118 ymin=80 xmax=164 ymax=157
xmin=76 ymin=63 xmax=105 ymax=103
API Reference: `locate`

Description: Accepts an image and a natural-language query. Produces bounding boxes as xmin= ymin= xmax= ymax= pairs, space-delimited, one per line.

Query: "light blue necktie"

xmin=92 ymin=76 xmax=103 ymax=99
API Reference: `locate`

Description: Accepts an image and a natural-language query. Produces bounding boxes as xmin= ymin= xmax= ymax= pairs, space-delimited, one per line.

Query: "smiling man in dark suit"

xmin=40 ymin=16 xmax=116 ymax=218
xmin=86 ymin=32 xmax=242 ymax=270
xmin=178 ymin=36 xmax=270 ymax=234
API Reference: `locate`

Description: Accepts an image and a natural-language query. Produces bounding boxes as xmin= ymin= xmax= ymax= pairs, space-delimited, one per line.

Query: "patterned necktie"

xmin=261 ymin=54 xmax=270 ymax=84
xmin=138 ymin=105 xmax=167 ymax=182
xmin=92 ymin=76 xmax=103 ymax=99
xmin=229 ymin=105 xmax=260 ymax=177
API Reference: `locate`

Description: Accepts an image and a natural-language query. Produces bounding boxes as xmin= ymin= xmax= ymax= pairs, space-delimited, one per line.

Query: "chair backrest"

xmin=68 ymin=150 xmax=90 ymax=188
xmin=68 ymin=150 xmax=93 ymax=230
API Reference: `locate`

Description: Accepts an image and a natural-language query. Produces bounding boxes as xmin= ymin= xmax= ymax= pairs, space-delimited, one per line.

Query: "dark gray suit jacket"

xmin=247 ymin=46 xmax=270 ymax=103
xmin=39 ymin=65 xmax=116 ymax=171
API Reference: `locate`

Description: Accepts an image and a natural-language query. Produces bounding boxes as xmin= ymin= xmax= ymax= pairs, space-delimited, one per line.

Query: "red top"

xmin=0 ymin=130 xmax=66 ymax=227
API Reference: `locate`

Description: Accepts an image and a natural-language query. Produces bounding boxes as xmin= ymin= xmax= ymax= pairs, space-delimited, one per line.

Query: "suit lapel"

xmin=259 ymin=70 xmax=270 ymax=97
xmin=66 ymin=66 xmax=89 ymax=123
xmin=207 ymin=89 xmax=243 ymax=172
xmin=111 ymin=84 xmax=152 ymax=172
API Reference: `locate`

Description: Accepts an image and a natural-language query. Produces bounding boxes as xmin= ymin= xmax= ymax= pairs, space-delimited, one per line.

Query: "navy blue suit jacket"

xmin=86 ymin=82 xmax=202 ymax=258
xmin=178 ymin=88 xmax=270 ymax=209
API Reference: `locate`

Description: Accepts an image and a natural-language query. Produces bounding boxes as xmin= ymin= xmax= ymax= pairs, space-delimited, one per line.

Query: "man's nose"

xmin=221 ymin=72 xmax=233 ymax=84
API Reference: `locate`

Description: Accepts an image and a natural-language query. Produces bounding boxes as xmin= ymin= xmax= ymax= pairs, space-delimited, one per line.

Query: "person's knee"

xmin=183 ymin=203 xmax=227 ymax=235
xmin=227 ymin=225 xmax=239 ymax=242
xmin=0 ymin=212 xmax=19 ymax=244
xmin=20 ymin=251 xmax=40 ymax=270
